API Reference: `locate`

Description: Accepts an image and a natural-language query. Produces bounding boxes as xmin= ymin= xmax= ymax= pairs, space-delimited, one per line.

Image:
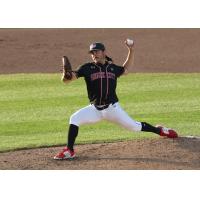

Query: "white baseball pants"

xmin=69 ymin=103 xmax=142 ymax=132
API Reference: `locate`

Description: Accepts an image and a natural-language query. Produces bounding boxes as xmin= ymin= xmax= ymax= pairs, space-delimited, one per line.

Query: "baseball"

xmin=126 ymin=38 xmax=134 ymax=46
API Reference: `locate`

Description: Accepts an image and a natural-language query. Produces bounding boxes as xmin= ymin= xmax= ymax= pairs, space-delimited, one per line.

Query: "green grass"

xmin=0 ymin=73 xmax=200 ymax=152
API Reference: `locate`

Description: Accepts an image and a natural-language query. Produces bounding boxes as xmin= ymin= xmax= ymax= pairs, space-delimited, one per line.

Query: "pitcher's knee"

xmin=125 ymin=121 xmax=142 ymax=132
xmin=133 ymin=122 xmax=142 ymax=132
xmin=69 ymin=113 xmax=80 ymax=127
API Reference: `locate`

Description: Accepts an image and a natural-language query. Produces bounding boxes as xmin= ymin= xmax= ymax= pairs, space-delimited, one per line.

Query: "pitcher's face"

xmin=90 ymin=50 xmax=106 ymax=64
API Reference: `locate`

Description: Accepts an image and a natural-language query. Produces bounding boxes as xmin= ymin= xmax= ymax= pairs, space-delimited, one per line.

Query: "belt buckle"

xmin=95 ymin=104 xmax=109 ymax=110
xmin=97 ymin=105 xmax=105 ymax=108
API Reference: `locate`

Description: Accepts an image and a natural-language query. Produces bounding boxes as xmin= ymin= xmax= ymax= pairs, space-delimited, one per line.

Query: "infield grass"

xmin=0 ymin=73 xmax=200 ymax=152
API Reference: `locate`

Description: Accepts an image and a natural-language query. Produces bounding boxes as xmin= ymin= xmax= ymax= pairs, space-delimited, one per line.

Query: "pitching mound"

xmin=0 ymin=137 xmax=200 ymax=170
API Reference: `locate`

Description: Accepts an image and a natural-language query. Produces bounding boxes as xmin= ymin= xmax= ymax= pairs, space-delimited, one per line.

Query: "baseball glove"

xmin=62 ymin=56 xmax=73 ymax=80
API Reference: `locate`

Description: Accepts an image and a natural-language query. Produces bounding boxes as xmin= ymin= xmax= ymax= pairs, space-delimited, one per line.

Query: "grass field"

xmin=0 ymin=73 xmax=200 ymax=152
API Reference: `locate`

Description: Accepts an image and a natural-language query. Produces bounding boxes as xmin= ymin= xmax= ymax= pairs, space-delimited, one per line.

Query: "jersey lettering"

xmin=107 ymin=72 xmax=115 ymax=80
xmin=91 ymin=72 xmax=115 ymax=81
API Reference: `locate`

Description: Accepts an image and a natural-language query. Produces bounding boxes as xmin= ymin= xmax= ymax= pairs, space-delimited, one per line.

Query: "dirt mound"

xmin=0 ymin=138 xmax=199 ymax=170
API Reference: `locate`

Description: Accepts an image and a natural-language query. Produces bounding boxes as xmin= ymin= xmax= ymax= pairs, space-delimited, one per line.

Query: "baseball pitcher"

xmin=54 ymin=39 xmax=178 ymax=160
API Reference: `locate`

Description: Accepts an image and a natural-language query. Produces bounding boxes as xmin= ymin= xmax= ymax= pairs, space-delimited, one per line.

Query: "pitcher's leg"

xmin=104 ymin=103 xmax=178 ymax=138
xmin=141 ymin=122 xmax=160 ymax=134
xmin=70 ymin=104 xmax=102 ymax=126
xmin=54 ymin=105 xmax=103 ymax=160
xmin=104 ymin=103 xmax=142 ymax=131
xmin=104 ymin=103 xmax=160 ymax=134
xmin=68 ymin=105 xmax=102 ymax=151
xmin=67 ymin=124 xmax=79 ymax=152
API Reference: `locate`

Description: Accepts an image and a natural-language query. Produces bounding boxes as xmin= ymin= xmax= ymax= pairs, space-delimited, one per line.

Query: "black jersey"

xmin=76 ymin=61 xmax=125 ymax=106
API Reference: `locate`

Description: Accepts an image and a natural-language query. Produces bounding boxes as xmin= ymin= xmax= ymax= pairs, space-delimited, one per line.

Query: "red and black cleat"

xmin=156 ymin=125 xmax=178 ymax=138
xmin=54 ymin=147 xmax=75 ymax=160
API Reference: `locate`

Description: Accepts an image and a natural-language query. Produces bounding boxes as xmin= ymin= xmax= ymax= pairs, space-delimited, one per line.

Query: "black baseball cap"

xmin=89 ymin=42 xmax=105 ymax=53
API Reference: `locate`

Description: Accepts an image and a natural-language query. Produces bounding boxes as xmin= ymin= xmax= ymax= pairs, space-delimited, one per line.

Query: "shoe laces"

xmin=58 ymin=147 xmax=69 ymax=156
xmin=162 ymin=127 xmax=170 ymax=134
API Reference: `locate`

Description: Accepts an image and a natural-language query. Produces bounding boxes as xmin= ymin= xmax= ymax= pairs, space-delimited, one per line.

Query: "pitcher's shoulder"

xmin=80 ymin=62 xmax=94 ymax=68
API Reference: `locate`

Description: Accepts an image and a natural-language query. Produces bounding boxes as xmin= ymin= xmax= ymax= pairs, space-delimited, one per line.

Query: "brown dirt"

xmin=0 ymin=29 xmax=199 ymax=170
xmin=0 ymin=138 xmax=200 ymax=170
xmin=0 ymin=29 xmax=200 ymax=74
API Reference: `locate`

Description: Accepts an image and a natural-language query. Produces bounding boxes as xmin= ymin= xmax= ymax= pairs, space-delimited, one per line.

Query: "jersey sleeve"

xmin=75 ymin=64 xmax=87 ymax=78
xmin=114 ymin=64 xmax=125 ymax=77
